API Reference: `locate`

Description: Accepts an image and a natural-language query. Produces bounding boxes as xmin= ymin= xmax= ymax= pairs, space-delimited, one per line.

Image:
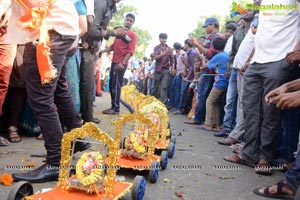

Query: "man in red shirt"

xmin=100 ymin=13 xmax=137 ymax=114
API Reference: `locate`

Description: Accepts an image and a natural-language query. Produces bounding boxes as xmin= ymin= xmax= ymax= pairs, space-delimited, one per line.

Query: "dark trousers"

xmin=24 ymin=31 xmax=82 ymax=166
xmin=80 ymin=50 xmax=95 ymax=122
xmin=3 ymin=86 xmax=26 ymax=127
xmin=242 ymin=59 xmax=296 ymax=164
xmin=109 ymin=62 xmax=126 ymax=112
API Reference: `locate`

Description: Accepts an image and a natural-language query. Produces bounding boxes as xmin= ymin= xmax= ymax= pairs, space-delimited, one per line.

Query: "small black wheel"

xmin=160 ymin=151 xmax=168 ymax=170
xmin=7 ymin=181 xmax=34 ymax=200
xmin=167 ymin=142 xmax=175 ymax=158
xmin=170 ymin=135 xmax=176 ymax=145
xmin=131 ymin=175 xmax=146 ymax=200
xmin=148 ymin=162 xmax=160 ymax=183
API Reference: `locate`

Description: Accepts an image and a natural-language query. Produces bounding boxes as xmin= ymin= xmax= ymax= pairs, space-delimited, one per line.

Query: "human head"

xmin=225 ymin=23 xmax=237 ymax=39
xmin=198 ymin=36 xmax=206 ymax=46
xmin=173 ymin=42 xmax=183 ymax=50
xmin=202 ymin=17 xmax=219 ymax=34
xmin=212 ymin=37 xmax=227 ymax=51
xmin=183 ymin=39 xmax=193 ymax=51
xmin=124 ymin=13 xmax=135 ymax=28
xmin=159 ymin=33 xmax=168 ymax=45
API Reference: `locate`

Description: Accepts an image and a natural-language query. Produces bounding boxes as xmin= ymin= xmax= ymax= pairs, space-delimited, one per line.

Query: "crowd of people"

xmin=0 ymin=0 xmax=300 ymax=199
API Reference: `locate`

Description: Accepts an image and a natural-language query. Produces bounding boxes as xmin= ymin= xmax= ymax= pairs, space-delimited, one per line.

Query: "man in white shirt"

xmin=3 ymin=0 xmax=92 ymax=183
xmin=225 ymin=0 xmax=300 ymax=176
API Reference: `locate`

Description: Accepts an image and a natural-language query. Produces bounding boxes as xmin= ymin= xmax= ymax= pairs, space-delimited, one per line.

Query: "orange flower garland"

xmin=0 ymin=173 xmax=13 ymax=186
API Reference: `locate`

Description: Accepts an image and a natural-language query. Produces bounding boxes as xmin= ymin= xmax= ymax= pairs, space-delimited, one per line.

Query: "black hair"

xmin=226 ymin=23 xmax=237 ymax=32
xmin=212 ymin=37 xmax=227 ymax=51
xmin=213 ymin=23 xmax=219 ymax=29
xmin=199 ymin=36 xmax=206 ymax=40
xmin=225 ymin=20 xmax=237 ymax=26
xmin=184 ymin=39 xmax=193 ymax=48
xmin=126 ymin=13 xmax=135 ymax=22
xmin=159 ymin=33 xmax=168 ymax=39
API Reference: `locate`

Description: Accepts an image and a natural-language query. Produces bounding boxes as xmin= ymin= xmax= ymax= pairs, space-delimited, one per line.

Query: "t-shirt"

xmin=206 ymin=52 xmax=229 ymax=89
xmin=71 ymin=0 xmax=87 ymax=15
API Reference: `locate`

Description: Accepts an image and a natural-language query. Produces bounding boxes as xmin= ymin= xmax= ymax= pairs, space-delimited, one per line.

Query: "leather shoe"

xmin=73 ymin=139 xmax=91 ymax=154
xmin=102 ymin=108 xmax=119 ymax=115
xmin=12 ymin=163 xmax=59 ymax=183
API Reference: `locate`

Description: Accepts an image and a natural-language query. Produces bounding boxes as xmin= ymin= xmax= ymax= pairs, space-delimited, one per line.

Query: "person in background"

xmin=0 ymin=8 xmax=17 ymax=146
xmin=199 ymin=38 xmax=229 ymax=131
xmin=101 ymin=13 xmax=137 ymax=115
xmin=151 ymin=33 xmax=174 ymax=105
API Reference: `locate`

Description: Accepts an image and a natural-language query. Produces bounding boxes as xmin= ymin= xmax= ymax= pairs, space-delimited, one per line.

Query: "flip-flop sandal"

xmin=198 ymin=125 xmax=219 ymax=132
xmin=253 ymin=180 xmax=295 ymax=200
xmin=36 ymin=133 xmax=44 ymax=140
xmin=8 ymin=129 xmax=22 ymax=143
xmin=224 ymin=154 xmax=255 ymax=168
xmin=0 ymin=136 xmax=9 ymax=146
xmin=184 ymin=120 xmax=201 ymax=125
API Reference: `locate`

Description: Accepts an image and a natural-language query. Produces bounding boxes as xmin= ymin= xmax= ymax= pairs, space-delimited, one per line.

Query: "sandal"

xmin=253 ymin=180 xmax=295 ymax=200
xmin=8 ymin=126 xmax=22 ymax=143
xmin=0 ymin=136 xmax=9 ymax=146
xmin=255 ymin=159 xmax=272 ymax=176
xmin=218 ymin=137 xmax=238 ymax=146
xmin=36 ymin=133 xmax=44 ymax=140
xmin=223 ymin=154 xmax=255 ymax=167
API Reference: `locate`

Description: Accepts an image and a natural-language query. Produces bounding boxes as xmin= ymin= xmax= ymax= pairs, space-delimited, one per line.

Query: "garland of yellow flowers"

xmin=76 ymin=152 xmax=103 ymax=186
xmin=125 ymin=131 xmax=146 ymax=155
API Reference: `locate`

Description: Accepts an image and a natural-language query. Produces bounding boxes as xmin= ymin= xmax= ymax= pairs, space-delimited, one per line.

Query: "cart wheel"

xmin=7 ymin=181 xmax=34 ymax=200
xmin=167 ymin=142 xmax=175 ymax=158
xmin=160 ymin=151 xmax=168 ymax=170
xmin=170 ymin=135 xmax=176 ymax=145
xmin=131 ymin=175 xmax=146 ymax=200
xmin=148 ymin=162 xmax=159 ymax=183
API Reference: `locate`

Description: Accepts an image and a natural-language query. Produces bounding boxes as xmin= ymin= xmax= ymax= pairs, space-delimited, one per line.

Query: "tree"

xmin=189 ymin=0 xmax=251 ymax=38
xmin=106 ymin=3 xmax=152 ymax=59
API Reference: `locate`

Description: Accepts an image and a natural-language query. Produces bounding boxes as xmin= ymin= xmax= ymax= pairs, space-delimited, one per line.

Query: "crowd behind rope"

xmin=0 ymin=0 xmax=300 ymax=199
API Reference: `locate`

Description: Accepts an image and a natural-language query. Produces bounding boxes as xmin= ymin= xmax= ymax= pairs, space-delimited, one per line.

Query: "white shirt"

xmin=251 ymin=0 xmax=300 ymax=64
xmin=84 ymin=0 xmax=95 ymax=17
xmin=176 ymin=50 xmax=187 ymax=75
xmin=224 ymin=35 xmax=233 ymax=55
xmin=3 ymin=0 xmax=79 ymax=44
xmin=233 ymin=29 xmax=255 ymax=69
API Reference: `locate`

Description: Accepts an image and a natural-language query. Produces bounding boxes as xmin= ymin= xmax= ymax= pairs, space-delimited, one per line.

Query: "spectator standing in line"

xmin=151 ymin=33 xmax=174 ymax=105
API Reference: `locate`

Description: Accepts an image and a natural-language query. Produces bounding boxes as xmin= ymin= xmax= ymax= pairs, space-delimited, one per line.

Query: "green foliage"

xmin=107 ymin=3 xmax=152 ymax=59
xmin=189 ymin=0 xmax=252 ymax=38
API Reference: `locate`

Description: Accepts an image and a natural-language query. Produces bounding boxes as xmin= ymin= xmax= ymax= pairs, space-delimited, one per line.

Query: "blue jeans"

xmin=277 ymin=108 xmax=300 ymax=163
xmin=168 ymin=74 xmax=182 ymax=108
xmin=286 ymin=145 xmax=300 ymax=191
xmin=222 ymin=69 xmax=238 ymax=132
xmin=194 ymin=70 xmax=214 ymax=123
xmin=178 ymin=79 xmax=189 ymax=110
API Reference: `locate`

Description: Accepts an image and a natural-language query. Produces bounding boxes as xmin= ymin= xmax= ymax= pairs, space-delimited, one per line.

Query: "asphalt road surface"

xmin=0 ymin=91 xmax=285 ymax=200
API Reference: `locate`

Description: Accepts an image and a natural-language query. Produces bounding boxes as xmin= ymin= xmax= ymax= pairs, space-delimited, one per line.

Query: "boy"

xmin=200 ymin=37 xmax=229 ymax=131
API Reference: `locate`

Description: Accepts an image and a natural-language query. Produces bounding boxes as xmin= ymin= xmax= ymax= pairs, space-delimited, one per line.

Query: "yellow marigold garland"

xmin=76 ymin=152 xmax=103 ymax=186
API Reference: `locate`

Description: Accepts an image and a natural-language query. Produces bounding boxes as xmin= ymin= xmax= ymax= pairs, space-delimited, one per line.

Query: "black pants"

xmin=109 ymin=62 xmax=126 ymax=112
xmin=24 ymin=31 xmax=81 ymax=166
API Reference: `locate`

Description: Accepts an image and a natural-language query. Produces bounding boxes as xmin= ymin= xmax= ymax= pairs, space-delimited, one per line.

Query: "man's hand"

xmin=266 ymin=90 xmax=300 ymax=110
xmin=113 ymin=27 xmax=128 ymax=38
xmin=240 ymin=61 xmax=250 ymax=75
xmin=117 ymin=63 xmax=125 ymax=71
xmin=286 ymin=50 xmax=300 ymax=64
xmin=265 ymin=84 xmax=288 ymax=105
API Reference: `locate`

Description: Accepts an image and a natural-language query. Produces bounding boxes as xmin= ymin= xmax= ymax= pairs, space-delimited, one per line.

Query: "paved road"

xmin=0 ymin=91 xmax=284 ymax=200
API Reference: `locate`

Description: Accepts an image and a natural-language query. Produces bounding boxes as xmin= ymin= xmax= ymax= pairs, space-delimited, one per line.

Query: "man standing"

xmin=151 ymin=33 xmax=174 ymax=105
xmin=80 ymin=0 xmax=126 ymax=122
xmin=185 ymin=17 xmax=221 ymax=124
xmin=0 ymin=8 xmax=16 ymax=146
xmin=101 ymin=13 xmax=137 ymax=114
